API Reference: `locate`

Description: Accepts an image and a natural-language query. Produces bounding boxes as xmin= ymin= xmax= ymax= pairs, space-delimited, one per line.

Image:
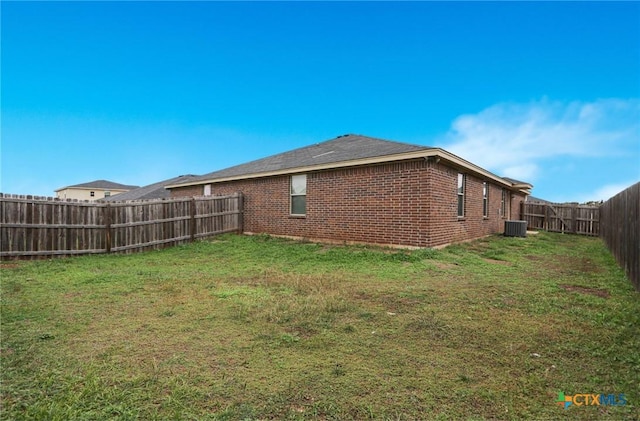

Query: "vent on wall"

xmin=504 ymin=220 xmax=528 ymax=237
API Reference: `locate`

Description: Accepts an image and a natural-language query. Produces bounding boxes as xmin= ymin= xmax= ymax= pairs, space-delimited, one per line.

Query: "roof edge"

xmin=433 ymin=149 xmax=532 ymax=192
xmin=54 ymin=186 xmax=134 ymax=193
xmin=167 ymin=150 xmax=437 ymax=188
xmin=167 ymin=148 xmax=531 ymax=193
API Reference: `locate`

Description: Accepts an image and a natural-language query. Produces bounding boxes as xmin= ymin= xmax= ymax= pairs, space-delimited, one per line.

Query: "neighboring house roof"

xmin=103 ymin=175 xmax=199 ymax=201
xmin=527 ymin=196 xmax=552 ymax=204
xmin=167 ymin=134 xmax=532 ymax=193
xmin=55 ymin=180 xmax=139 ymax=192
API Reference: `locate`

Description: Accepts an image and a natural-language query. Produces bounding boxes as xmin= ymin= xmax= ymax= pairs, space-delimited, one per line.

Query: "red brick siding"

xmin=170 ymin=185 xmax=203 ymax=197
xmin=170 ymin=160 xmax=527 ymax=248
xmin=308 ymin=161 xmax=430 ymax=246
xmin=510 ymin=191 xmax=527 ymax=220
xmin=424 ymin=164 xmax=505 ymax=247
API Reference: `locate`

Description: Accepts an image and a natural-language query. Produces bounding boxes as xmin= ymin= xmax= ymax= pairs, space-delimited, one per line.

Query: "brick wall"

xmin=425 ymin=163 xmax=517 ymax=247
xmin=170 ymin=185 xmax=203 ymax=198
xmin=170 ymin=160 xmax=527 ymax=248
xmin=510 ymin=191 xmax=527 ymax=220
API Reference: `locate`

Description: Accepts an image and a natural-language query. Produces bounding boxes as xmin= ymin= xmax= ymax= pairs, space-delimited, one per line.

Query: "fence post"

xmin=544 ymin=205 xmax=549 ymax=231
xmin=105 ymin=202 xmax=112 ymax=253
xmin=237 ymin=193 xmax=244 ymax=234
xmin=190 ymin=197 xmax=196 ymax=242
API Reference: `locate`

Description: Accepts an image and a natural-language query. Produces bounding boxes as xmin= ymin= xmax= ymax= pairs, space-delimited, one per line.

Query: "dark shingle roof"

xmin=56 ymin=179 xmax=139 ymax=191
xmin=103 ymin=175 xmax=199 ymax=201
xmin=527 ymin=196 xmax=551 ymax=204
xmin=502 ymin=177 xmax=531 ymax=186
xmin=167 ymin=133 xmax=532 ymax=193
xmin=189 ymin=134 xmax=431 ymax=183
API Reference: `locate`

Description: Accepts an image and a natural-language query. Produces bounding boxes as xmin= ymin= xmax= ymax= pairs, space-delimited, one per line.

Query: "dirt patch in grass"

xmin=527 ymin=254 xmax=606 ymax=273
xmin=575 ymin=257 xmax=606 ymax=273
xmin=559 ymin=285 xmax=610 ymax=298
xmin=483 ymin=258 xmax=512 ymax=266
xmin=432 ymin=261 xmax=457 ymax=269
xmin=0 ymin=263 xmax=21 ymax=269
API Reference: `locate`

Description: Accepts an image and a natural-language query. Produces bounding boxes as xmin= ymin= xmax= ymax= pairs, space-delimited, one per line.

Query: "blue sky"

xmin=2 ymin=1 xmax=639 ymax=202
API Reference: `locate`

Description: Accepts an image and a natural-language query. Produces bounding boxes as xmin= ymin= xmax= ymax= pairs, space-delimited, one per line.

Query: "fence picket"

xmin=523 ymin=202 xmax=600 ymax=236
xmin=600 ymin=182 xmax=639 ymax=291
xmin=0 ymin=193 xmax=243 ymax=259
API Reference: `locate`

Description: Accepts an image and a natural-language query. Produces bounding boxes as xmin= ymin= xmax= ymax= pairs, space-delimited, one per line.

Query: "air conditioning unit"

xmin=504 ymin=220 xmax=528 ymax=237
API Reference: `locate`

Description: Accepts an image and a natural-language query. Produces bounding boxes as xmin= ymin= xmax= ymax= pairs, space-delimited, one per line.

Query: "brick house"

xmin=167 ymin=134 xmax=531 ymax=248
xmin=55 ymin=180 xmax=139 ymax=201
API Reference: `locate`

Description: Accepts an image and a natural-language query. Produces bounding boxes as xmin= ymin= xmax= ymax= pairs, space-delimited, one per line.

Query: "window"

xmin=482 ymin=182 xmax=488 ymax=218
xmin=501 ymin=189 xmax=509 ymax=219
xmin=104 ymin=191 xmax=111 ymax=197
xmin=204 ymin=184 xmax=212 ymax=196
xmin=290 ymin=174 xmax=307 ymax=215
xmin=90 ymin=191 xmax=95 ymax=197
xmin=457 ymin=173 xmax=465 ymax=217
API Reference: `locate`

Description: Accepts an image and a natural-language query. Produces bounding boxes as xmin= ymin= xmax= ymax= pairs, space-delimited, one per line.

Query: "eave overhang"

xmin=166 ymin=148 xmax=532 ymax=194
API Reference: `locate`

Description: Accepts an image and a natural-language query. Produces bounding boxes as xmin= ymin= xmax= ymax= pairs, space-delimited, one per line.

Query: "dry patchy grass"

xmin=1 ymin=232 xmax=638 ymax=420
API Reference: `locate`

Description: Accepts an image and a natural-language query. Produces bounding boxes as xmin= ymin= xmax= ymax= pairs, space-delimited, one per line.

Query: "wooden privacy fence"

xmin=599 ymin=182 xmax=639 ymax=291
xmin=0 ymin=193 xmax=243 ymax=259
xmin=522 ymin=202 xmax=600 ymax=236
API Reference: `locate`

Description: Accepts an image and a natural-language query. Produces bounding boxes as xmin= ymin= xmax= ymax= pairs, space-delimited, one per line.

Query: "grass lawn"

xmin=1 ymin=231 xmax=638 ymax=420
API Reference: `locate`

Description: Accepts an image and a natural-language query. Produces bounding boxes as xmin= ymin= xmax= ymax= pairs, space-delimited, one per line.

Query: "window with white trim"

xmin=204 ymin=184 xmax=212 ymax=196
xmin=457 ymin=173 xmax=465 ymax=217
xmin=482 ymin=182 xmax=488 ymax=218
xmin=501 ymin=189 xmax=510 ymax=219
xmin=290 ymin=174 xmax=307 ymax=215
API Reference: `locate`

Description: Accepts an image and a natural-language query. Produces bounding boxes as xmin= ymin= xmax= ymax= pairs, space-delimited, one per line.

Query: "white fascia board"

xmin=166 ymin=150 xmax=438 ymax=188
xmin=433 ymin=149 xmax=529 ymax=191
xmin=167 ymin=148 xmax=530 ymax=193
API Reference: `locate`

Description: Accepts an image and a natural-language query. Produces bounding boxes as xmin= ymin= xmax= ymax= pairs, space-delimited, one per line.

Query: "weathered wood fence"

xmin=522 ymin=202 xmax=600 ymax=236
xmin=599 ymin=182 xmax=639 ymax=291
xmin=0 ymin=193 xmax=243 ymax=259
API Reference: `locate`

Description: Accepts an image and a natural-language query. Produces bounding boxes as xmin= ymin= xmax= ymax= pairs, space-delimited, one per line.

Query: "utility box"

xmin=504 ymin=220 xmax=528 ymax=237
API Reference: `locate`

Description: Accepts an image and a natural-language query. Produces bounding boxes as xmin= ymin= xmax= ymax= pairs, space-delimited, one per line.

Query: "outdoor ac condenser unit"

xmin=504 ymin=220 xmax=528 ymax=237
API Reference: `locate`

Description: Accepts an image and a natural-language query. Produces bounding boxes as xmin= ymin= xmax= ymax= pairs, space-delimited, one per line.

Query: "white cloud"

xmin=501 ymin=164 xmax=539 ymax=180
xmin=577 ymin=181 xmax=638 ymax=203
xmin=440 ymin=98 xmax=640 ymax=182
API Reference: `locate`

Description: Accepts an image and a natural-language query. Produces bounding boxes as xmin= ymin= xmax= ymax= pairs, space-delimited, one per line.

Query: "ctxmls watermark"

xmin=556 ymin=392 xmax=627 ymax=409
